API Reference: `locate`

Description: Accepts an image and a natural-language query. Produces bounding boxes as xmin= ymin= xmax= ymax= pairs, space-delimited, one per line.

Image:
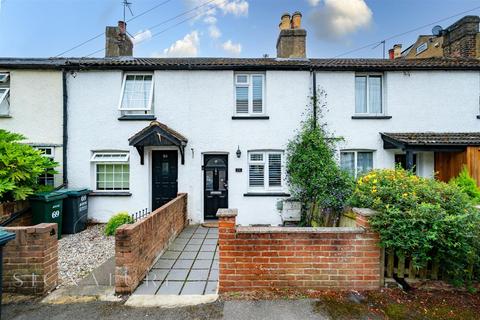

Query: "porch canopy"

xmin=380 ymin=132 xmax=480 ymax=170
xmin=129 ymin=121 xmax=188 ymax=165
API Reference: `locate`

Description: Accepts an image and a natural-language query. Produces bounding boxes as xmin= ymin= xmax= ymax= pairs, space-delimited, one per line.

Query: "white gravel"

xmin=57 ymin=224 xmax=115 ymax=288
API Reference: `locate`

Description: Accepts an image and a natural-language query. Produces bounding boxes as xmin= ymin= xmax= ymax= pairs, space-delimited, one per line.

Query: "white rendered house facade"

xmin=59 ymin=58 xmax=480 ymax=225
xmin=0 ymin=65 xmax=65 ymax=187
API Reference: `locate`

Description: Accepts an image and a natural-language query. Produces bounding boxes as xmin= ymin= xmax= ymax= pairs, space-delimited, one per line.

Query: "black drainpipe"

xmin=311 ymin=68 xmax=317 ymax=128
xmin=62 ymin=69 xmax=68 ymax=187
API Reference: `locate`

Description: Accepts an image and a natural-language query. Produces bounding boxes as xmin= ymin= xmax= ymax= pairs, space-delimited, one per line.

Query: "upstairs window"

xmin=119 ymin=74 xmax=153 ymax=115
xmin=355 ymin=74 xmax=382 ymax=115
xmin=248 ymin=151 xmax=283 ymax=191
xmin=235 ymin=74 xmax=265 ymax=115
xmin=340 ymin=150 xmax=373 ymax=178
xmin=36 ymin=147 xmax=55 ymax=186
xmin=0 ymin=72 xmax=10 ymax=116
xmin=91 ymin=152 xmax=130 ymax=191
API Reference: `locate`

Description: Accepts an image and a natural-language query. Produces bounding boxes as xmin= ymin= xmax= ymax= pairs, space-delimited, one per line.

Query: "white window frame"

xmin=354 ymin=73 xmax=384 ymax=115
xmin=416 ymin=42 xmax=428 ymax=55
xmin=35 ymin=146 xmax=55 ymax=187
xmin=91 ymin=152 xmax=130 ymax=192
xmin=234 ymin=73 xmax=265 ymax=116
xmin=90 ymin=152 xmax=130 ymax=162
xmin=247 ymin=150 xmax=284 ymax=192
xmin=340 ymin=150 xmax=374 ymax=178
xmin=118 ymin=73 xmax=154 ymax=112
xmin=0 ymin=73 xmax=9 ymax=83
xmin=36 ymin=147 xmax=55 ymax=158
xmin=0 ymin=88 xmax=10 ymax=104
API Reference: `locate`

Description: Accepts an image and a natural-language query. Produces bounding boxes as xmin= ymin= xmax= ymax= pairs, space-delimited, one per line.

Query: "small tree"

xmin=286 ymin=89 xmax=353 ymax=226
xmin=0 ymin=129 xmax=58 ymax=202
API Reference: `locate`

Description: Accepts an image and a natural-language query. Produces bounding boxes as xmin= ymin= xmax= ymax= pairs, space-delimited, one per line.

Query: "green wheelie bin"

xmin=30 ymin=191 xmax=67 ymax=239
xmin=60 ymin=188 xmax=91 ymax=234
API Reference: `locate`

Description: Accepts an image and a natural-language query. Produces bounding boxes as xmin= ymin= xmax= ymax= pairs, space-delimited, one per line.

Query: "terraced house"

xmin=1 ymin=13 xmax=480 ymax=226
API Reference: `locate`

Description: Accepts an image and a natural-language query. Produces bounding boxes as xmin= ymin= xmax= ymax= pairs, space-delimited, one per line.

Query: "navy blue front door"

xmin=152 ymin=150 xmax=178 ymax=210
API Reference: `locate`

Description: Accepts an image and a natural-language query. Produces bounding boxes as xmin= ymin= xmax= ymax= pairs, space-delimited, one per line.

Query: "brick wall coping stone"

xmin=352 ymin=207 xmax=378 ymax=217
xmin=217 ymin=208 xmax=238 ymax=218
xmin=236 ymin=226 xmax=365 ymax=234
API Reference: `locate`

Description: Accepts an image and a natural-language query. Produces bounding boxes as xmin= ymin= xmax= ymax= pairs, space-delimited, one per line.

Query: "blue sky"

xmin=0 ymin=0 xmax=479 ymax=58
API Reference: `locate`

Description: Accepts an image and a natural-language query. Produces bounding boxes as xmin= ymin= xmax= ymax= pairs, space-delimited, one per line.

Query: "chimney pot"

xmin=276 ymin=12 xmax=306 ymax=58
xmin=118 ymin=20 xmax=127 ymax=35
xmin=105 ymin=21 xmax=133 ymax=57
xmin=291 ymin=11 xmax=302 ymax=29
xmin=392 ymin=44 xmax=402 ymax=59
xmin=280 ymin=13 xmax=291 ymax=30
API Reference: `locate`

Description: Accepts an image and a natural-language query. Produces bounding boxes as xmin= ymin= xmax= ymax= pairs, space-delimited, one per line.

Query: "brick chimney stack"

xmin=442 ymin=15 xmax=480 ymax=58
xmin=105 ymin=21 xmax=133 ymax=57
xmin=276 ymin=11 xmax=307 ymax=59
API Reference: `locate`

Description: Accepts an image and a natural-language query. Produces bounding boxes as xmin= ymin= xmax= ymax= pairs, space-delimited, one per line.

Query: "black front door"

xmin=152 ymin=150 xmax=178 ymax=211
xmin=204 ymin=155 xmax=228 ymax=219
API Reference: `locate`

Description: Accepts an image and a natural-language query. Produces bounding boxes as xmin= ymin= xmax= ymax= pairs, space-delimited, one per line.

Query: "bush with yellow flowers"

xmin=349 ymin=167 xmax=480 ymax=288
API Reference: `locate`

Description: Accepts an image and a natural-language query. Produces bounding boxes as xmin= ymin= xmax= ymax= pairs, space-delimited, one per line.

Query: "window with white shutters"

xmin=248 ymin=151 xmax=283 ymax=191
xmin=235 ymin=74 xmax=265 ymax=115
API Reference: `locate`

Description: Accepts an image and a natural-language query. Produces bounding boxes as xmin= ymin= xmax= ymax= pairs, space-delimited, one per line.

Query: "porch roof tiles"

xmin=381 ymin=132 xmax=480 ymax=148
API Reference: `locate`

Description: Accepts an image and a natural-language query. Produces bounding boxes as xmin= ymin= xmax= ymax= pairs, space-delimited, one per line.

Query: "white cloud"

xmin=222 ymin=40 xmax=242 ymax=56
xmin=186 ymin=0 xmax=249 ymax=17
xmin=203 ymin=16 xmax=217 ymax=25
xmin=220 ymin=0 xmax=248 ymax=16
xmin=309 ymin=0 xmax=373 ymax=40
xmin=208 ymin=25 xmax=221 ymax=39
xmin=307 ymin=0 xmax=321 ymax=5
xmin=161 ymin=31 xmax=200 ymax=57
xmin=131 ymin=29 xmax=152 ymax=45
xmin=185 ymin=0 xmax=248 ymax=40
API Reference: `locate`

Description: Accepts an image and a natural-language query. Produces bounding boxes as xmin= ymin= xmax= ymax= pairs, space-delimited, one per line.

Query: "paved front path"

xmin=133 ymin=225 xmax=219 ymax=296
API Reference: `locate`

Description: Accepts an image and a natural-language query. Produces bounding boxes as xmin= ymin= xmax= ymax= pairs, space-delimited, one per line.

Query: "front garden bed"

xmin=58 ymin=224 xmax=114 ymax=288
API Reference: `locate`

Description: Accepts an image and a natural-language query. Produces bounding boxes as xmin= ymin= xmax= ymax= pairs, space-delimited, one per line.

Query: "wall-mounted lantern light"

xmin=236 ymin=145 xmax=241 ymax=158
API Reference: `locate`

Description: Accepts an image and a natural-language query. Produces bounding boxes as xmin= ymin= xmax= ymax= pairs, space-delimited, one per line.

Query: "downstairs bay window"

xmin=91 ymin=152 xmax=130 ymax=191
xmin=248 ymin=151 xmax=283 ymax=192
xmin=340 ymin=150 xmax=373 ymax=178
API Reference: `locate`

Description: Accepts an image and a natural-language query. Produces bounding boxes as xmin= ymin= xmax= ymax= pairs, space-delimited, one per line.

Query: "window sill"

xmin=232 ymin=116 xmax=269 ymax=120
xmin=118 ymin=115 xmax=156 ymax=121
xmin=89 ymin=191 xmax=132 ymax=197
xmin=351 ymin=115 xmax=392 ymax=120
xmin=243 ymin=192 xmax=291 ymax=197
xmin=0 ymin=115 xmax=12 ymax=118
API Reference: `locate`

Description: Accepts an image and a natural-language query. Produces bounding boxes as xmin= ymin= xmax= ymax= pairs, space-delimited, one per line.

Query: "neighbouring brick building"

xmin=391 ymin=15 xmax=480 ymax=59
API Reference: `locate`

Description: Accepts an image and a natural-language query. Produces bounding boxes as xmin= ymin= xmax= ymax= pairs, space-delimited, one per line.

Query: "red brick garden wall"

xmin=0 ymin=201 xmax=33 ymax=226
xmin=115 ymin=193 xmax=188 ymax=294
xmin=3 ymin=223 xmax=58 ymax=295
xmin=217 ymin=208 xmax=381 ymax=293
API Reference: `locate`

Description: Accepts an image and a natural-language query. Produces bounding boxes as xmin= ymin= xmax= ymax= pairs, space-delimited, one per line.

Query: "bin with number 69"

xmin=30 ymin=191 xmax=67 ymax=239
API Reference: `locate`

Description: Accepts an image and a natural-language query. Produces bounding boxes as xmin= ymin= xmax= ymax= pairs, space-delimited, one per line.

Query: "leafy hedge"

xmin=0 ymin=130 xmax=57 ymax=202
xmin=104 ymin=212 xmax=133 ymax=236
xmin=449 ymin=166 xmax=480 ymax=204
xmin=349 ymin=168 xmax=480 ymax=287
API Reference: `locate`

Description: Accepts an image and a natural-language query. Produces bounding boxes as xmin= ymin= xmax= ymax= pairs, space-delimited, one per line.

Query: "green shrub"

xmin=349 ymin=167 xmax=480 ymax=287
xmin=449 ymin=166 xmax=480 ymax=204
xmin=0 ymin=130 xmax=58 ymax=202
xmin=286 ymin=90 xmax=354 ymax=227
xmin=104 ymin=212 xmax=133 ymax=236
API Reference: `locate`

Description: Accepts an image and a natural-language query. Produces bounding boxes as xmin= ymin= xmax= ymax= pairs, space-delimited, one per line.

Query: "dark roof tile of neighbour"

xmin=0 ymin=57 xmax=479 ymax=71
xmin=381 ymin=132 xmax=480 ymax=146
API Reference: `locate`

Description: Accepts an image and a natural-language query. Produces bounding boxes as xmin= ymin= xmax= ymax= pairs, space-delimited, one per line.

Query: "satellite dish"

xmin=432 ymin=25 xmax=443 ymax=36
